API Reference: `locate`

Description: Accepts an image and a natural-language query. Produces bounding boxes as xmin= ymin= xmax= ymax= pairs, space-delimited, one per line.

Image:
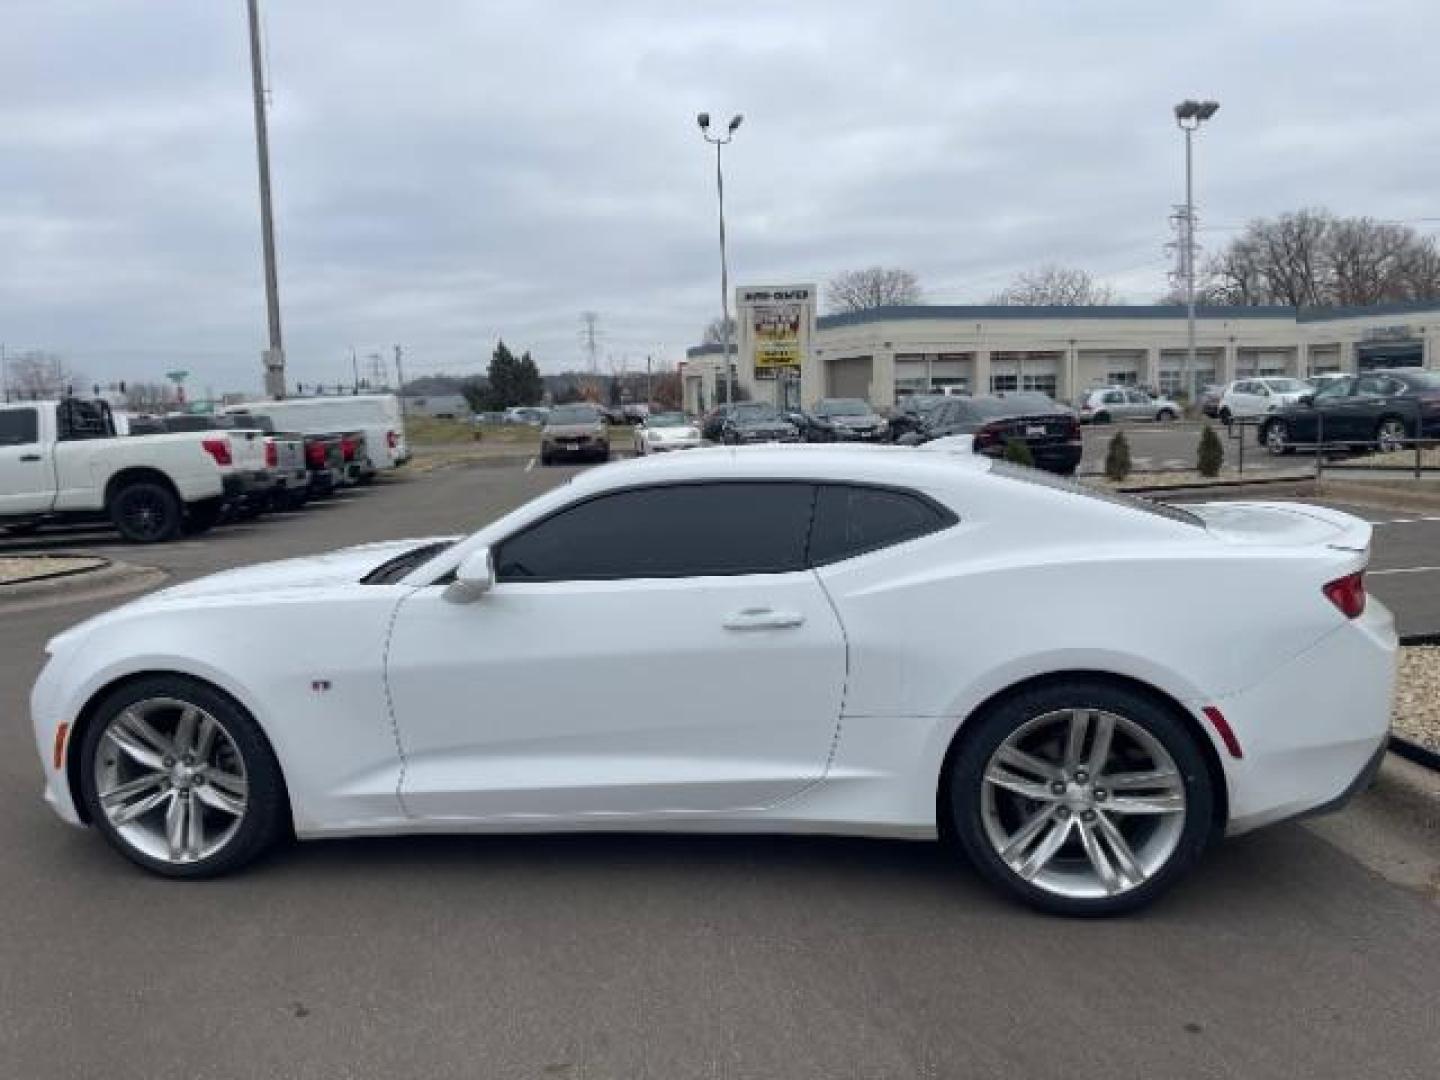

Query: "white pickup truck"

xmin=0 ymin=398 xmax=269 ymax=542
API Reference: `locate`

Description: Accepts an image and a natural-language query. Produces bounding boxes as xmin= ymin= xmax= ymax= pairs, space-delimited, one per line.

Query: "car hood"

xmin=544 ymin=423 xmax=604 ymax=437
xmin=44 ymin=537 xmax=459 ymax=654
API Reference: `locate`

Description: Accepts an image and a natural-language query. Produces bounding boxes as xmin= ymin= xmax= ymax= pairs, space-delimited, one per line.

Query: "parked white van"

xmin=224 ymin=394 xmax=410 ymax=470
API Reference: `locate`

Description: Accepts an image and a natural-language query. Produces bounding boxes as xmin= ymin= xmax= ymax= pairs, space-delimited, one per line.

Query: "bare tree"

xmin=991 ymin=265 xmax=1118 ymax=306
xmin=124 ymin=382 xmax=177 ymax=413
xmin=5 ymin=350 xmax=85 ymax=400
xmin=825 ymin=266 xmax=922 ymax=314
xmin=701 ymin=316 xmax=737 ymax=345
xmin=1191 ymin=209 xmax=1440 ymax=307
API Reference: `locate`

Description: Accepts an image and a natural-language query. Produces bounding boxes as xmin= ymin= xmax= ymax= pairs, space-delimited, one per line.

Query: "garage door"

xmin=826 ymin=356 xmax=873 ymax=399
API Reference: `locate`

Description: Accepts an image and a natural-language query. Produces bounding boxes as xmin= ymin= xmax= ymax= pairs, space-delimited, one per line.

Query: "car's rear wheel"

xmin=949 ymin=680 xmax=1214 ymax=916
xmin=1156 ymin=409 xmax=1177 ymax=422
xmin=1262 ymin=419 xmax=1294 ymax=455
xmin=1092 ymin=411 xmax=1111 ymax=425
xmin=1376 ymin=417 xmax=1407 ymax=453
xmin=109 ymin=481 xmax=181 ymax=543
xmin=78 ymin=675 xmax=288 ymax=878
xmin=1218 ymin=408 xmax=1232 ymax=426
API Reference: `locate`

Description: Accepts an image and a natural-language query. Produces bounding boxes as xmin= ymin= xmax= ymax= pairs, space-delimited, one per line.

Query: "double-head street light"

xmin=1173 ymin=99 xmax=1219 ymax=405
xmin=697 ymin=112 xmax=743 ymax=407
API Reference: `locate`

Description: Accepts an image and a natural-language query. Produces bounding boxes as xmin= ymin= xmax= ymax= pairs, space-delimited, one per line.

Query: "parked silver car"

xmin=1077 ymin=387 xmax=1182 ymax=424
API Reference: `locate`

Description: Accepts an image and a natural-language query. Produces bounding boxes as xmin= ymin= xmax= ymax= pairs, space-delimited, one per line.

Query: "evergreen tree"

xmin=1104 ymin=430 xmax=1132 ymax=481
xmin=1003 ymin=437 xmax=1035 ymax=467
xmin=1197 ymin=425 xmax=1224 ymax=477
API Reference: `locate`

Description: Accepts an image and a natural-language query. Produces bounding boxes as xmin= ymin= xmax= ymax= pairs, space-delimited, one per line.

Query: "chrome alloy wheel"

xmin=980 ymin=708 xmax=1187 ymax=900
xmin=93 ymin=697 xmax=249 ymax=865
xmin=1264 ymin=420 xmax=1289 ymax=454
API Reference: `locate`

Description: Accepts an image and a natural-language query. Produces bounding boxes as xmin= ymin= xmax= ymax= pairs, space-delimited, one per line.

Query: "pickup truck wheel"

xmin=183 ymin=499 xmax=223 ymax=536
xmin=110 ymin=482 xmax=181 ymax=543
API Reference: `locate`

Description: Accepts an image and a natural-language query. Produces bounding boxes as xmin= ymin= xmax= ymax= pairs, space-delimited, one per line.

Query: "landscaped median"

xmin=0 ymin=555 xmax=107 ymax=585
xmin=1 ymin=555 xmax=164 ymax=608
xmin=1395 ymin=647 xmax=1440 ymax=755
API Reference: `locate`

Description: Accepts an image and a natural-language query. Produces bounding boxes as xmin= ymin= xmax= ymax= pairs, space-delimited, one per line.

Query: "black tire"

xmin=77 ymin=674 xmax=289 ymax=879
xmin=1156 ymin=409 xmax=1177 ymax=422
xmin=280 ymin=488 xmax=309 ymax=512
xmin=1218 ymin=408 xmax=1232 ymax=427
xmin=947 ymin=679 xmax=1215 ymax=917
xmin=3 ymin=521 xmax=42 ymax=536
xmin=539 ymin=451 xmax=553 ymax=466
xmin=1260 ymin=419 xmax=1294 ymax=455
xmin=596 ymin=446 xmax=611 ymax=463
xmin=109 ymin=481 xmax=181 ymax=543
xmin=182 ymin=498 xmax=223 ymax=536
xmin=1092 ymin=411 xmax=1111 ymax=425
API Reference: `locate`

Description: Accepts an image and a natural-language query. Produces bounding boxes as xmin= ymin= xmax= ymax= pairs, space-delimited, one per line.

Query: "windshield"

xmin=960 ymin=395 xmax=1063 ymax=420
xmin=547 ymin=406 xmax=601 ymax=425
xmin=733 ymin=403 xmax=781 ymax=420
xmin=816 ymin=399 xmax=870 ymax=416
xmin=1262 ymin=378 xmax=1307 ymax=393
xmin=647 ymin=412 xmax=690 ymax=427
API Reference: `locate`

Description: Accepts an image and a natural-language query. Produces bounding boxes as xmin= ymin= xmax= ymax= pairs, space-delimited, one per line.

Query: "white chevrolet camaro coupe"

xmin=32 ymin=446 xmax=1396 ymax=915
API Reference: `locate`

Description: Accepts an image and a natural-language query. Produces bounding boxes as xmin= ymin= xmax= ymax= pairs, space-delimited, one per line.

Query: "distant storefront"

xmin=680 ymin=299 xmax=1440 ymax=411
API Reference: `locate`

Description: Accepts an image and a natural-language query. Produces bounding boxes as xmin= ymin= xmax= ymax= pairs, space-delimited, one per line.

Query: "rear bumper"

xmin=222 ymin=470 xmax=273 ymax=500
xmin=1218 ymin=598 xmax=1398 ymax=835
xmin=979 ymin=442 xmax=1082 ymax=473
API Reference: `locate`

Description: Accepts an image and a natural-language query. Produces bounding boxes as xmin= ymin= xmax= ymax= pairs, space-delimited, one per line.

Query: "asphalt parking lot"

xmin=2 ymin=461 xmax=1439 ymax=1079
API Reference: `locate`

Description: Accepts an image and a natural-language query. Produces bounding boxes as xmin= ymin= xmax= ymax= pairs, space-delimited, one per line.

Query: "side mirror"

xmin=443 ymin=547 xmax=495 ymax=604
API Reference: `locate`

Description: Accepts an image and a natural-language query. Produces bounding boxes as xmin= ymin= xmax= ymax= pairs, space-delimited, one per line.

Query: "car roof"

xmin=565 ymin=444 xmax=988 ymax=496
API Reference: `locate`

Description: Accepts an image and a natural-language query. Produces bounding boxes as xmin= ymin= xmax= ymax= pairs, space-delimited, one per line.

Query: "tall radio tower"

xmin=579 ymin=311 xmax=602 ymax=374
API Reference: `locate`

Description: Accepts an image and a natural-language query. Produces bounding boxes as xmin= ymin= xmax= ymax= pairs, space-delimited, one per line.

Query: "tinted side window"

xmin=1355 ymin=375 xmax=1398 ymax=398
xmin=809 ymin=484 xmax=956 ymax=565
xmin=496 ymin=482 xmax=815 ymax=582
xmin=0 ymin=408 xmax=39 ymax=446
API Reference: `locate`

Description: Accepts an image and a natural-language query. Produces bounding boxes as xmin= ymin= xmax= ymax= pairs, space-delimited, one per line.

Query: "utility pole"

xmin=1 ymin=343 xmax=8 ymax=403
xmin=580 ymin=312 xmax=601 ymax=374
xmin=247 ymin=0 xmax=286 ymax=399
xmin=394 ymin=345 xmax=407 ymax=417
xmin=646 ymin=354 xmax=653 ymax=406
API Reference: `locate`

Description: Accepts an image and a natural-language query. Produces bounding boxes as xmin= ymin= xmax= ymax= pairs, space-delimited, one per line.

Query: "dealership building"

xmin=681 ymin=298 xmax=1440 ymax=414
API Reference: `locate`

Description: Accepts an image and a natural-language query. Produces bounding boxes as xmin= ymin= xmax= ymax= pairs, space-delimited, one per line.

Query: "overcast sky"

xmin=4 ymin=0 xmax=1440 ymax=393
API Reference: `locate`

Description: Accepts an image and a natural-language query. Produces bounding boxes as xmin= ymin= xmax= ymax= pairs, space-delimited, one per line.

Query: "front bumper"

xmin=545 ymin=438 xmax=608 ymax=456
xmin=736 ymin=431 xmax=801 ymax=444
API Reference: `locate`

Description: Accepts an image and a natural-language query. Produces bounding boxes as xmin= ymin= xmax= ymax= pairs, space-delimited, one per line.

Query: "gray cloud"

xmin=3 ymin=0 xmax=1439 ymax=392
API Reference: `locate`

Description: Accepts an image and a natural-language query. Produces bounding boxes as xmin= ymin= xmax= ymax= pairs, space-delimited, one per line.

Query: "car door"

xmin=1311 ymin=375 xmax=1371 ymax=442
xmin=0 ymin=406 xmax=56 ymax=516
xmin=385 ymin=481 xmax=847 ymax=820
xmin=1123 ymin=390 xmax=1152 ymax=420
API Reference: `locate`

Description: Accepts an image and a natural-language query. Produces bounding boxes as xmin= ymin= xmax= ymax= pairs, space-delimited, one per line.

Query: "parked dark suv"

xmin=1258 ymin=368 xmax=1440 ymax=454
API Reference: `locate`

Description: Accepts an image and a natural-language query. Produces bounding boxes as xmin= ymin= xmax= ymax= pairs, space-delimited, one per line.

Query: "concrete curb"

xmin=0 ymin=560 xmax=166 ymax=612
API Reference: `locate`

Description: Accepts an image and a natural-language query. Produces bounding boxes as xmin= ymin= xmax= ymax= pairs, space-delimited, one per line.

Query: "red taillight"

xmin=387 ymin=430 xmax=398 ymax=450
xmin=201 ymin=437 xmax=232 ymax=466
xmin=341 ymin=437 xmax=356 ymax=462
xmin=974 ymin=423 xmax=1004 ymax=448
xmin=264 ymin=440 xmax=278 ymax=467
xmin=1065 ymin=417 xmax=1081 ymax=440
xmin=305 ymin=441 xmax=326 ymax=467
xmin=1323 ymin=571 xmax=1366 ymax=619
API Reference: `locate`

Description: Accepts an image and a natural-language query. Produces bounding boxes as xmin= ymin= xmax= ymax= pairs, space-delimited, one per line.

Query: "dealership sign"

xmin=737 ymin=284 xmax=816 ymax=377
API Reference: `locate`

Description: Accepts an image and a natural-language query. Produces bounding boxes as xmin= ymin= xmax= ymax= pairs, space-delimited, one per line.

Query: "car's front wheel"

xmin=948 ymin=680 xmax=1214 ymax=916
xmin=109 ymin=481 xmax=182 ymax=543
xmin=78 ymin=675 xmax=289 ymax=878
xmin=1156 ymin=409 xmax=1177 ymax=422
xmin=1376 ymin=417 xmax=1407 ymax=454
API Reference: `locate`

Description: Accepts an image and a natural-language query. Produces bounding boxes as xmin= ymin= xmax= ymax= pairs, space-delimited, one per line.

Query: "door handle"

xmin=723 ymin=607 xmax=805 ymax=631
xmin=19 ymin=454 xmax=42 ymax=462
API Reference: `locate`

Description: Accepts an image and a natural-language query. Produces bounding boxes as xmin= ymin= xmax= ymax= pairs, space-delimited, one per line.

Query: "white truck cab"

xmin=0 ymin=398 xmax=266 ymax=542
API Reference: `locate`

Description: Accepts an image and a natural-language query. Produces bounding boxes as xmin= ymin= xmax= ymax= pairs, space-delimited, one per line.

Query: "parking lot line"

xmin=1374 ymin=516 xmax=1440 ymax=526
xmin=1368 ymin=566 xmax=1440 ymax=576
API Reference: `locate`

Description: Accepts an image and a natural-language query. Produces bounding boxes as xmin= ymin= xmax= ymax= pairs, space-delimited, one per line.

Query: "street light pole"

xmin=1173 ymin=99 xmax=1218 ymax=406
xmin=247 ymin=0 xmax=286 ymax=400
xmin=698 ymin=112 xmax=743 ymax=407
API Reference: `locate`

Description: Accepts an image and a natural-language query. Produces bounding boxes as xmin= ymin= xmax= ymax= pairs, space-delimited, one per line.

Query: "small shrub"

xmin=1003 ymin=437 xmax=1035 ymax=467
xmin=1104 ymin=430 xmax=1132 ymax=482
xmin=1197 ymin=424 xmax=1224 ymax=477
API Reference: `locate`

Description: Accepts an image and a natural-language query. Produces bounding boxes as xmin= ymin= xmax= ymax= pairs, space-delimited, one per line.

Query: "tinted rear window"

xmin=809 ymin=484 xmax=956 ymax=564
xmin=986 ymin=461 xmax=1203 ymax=527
